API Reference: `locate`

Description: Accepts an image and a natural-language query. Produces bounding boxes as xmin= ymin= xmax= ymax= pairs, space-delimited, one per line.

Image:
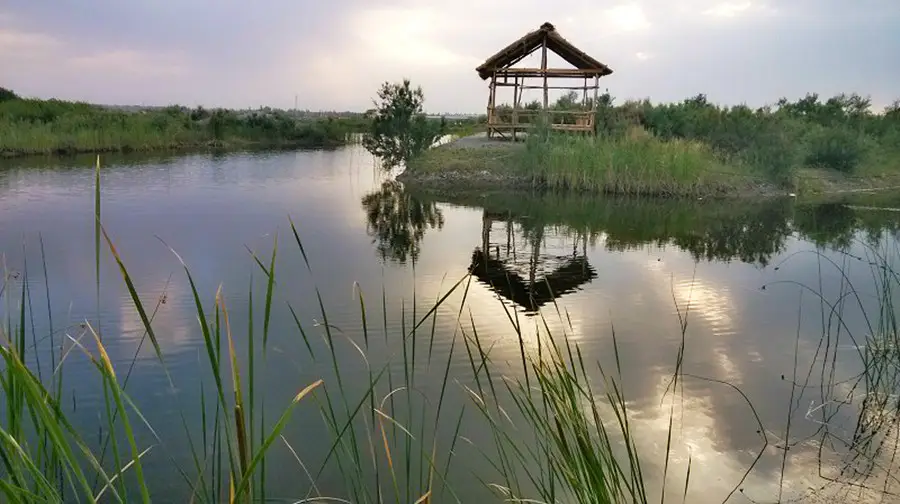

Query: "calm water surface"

xmin=1 ymin=146 xmax=899 ymax=503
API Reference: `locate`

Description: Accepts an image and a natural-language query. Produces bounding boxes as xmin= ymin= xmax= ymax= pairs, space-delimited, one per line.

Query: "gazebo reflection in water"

xmin=469 ymin=209 xmax=597 ymax=314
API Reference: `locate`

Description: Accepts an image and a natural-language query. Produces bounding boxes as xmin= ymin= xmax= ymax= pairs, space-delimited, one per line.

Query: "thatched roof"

xmin=469 ymin=249 xmax=597 ymax=313
xmin=475 ymin=22 xmax=613 ymax=80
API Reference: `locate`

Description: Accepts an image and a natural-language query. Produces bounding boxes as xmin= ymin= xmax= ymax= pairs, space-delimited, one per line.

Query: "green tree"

xmin=363 ymin=79 xmax=439 ymax=169
xmin=0 ymin=87 xmax=19 ymax=102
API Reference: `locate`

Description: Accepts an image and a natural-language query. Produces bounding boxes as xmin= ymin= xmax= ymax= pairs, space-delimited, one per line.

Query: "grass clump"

xmin=406 ymin=144 xmax=518 ymax=175
xmin=521 ymin=126 xmax=751 ymax=197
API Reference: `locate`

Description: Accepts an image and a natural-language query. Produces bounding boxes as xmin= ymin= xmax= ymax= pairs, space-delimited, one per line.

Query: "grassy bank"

xmin=0 ymin=90 xmax=366 ymax=157
xmin=402 ymin=92 xmax=900 ymax=197
xmin=2 ymin=163 xmax=900 ymax=502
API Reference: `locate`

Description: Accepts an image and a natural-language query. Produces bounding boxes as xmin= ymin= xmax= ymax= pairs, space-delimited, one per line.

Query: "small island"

xmin=399 ymin=22 xmax=900 ymax=198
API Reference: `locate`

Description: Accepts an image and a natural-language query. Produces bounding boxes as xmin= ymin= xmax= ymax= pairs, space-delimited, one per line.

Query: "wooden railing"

xmin=486 ymin=109 xmax=595 ymax=135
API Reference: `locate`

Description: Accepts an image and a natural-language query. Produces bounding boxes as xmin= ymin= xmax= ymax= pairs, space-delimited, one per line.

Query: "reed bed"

xmin=0 ymin=98 xmax=356 ymax=157
xmin=519 ymin=127 xmax=756 ymax=197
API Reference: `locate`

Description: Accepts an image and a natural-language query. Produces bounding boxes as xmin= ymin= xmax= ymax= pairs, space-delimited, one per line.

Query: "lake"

xmin=1 ymin=145 xmax=899 ymax=503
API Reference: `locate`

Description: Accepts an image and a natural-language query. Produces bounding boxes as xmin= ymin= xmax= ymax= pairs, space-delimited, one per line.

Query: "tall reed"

xmin=519 ymin=126 xmax=753 ymax=197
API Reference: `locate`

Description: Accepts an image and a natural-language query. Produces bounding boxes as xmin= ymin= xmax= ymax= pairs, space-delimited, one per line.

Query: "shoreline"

xmin=0 ymin=138 xmax=350 ymax=160
xmin=399 ymin=134 xmax=900 ymax=199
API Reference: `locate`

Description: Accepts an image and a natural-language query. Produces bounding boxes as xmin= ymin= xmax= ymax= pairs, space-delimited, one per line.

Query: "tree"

xmin=0 ymin=87 xmax=19 ymax=102
xmin=363 ymin=79 xmax=439 ymax=169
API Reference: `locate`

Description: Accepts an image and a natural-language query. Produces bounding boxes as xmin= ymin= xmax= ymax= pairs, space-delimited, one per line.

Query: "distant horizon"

xmin=9 ymin=87 xmax=898 ymax=117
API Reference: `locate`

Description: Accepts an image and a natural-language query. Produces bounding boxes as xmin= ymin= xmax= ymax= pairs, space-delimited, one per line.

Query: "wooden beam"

xmin=509 ymin=109 xmax=591 ymax=115
xmin=518 ymin=84 xmax=600 ymax=90
xmin=483 ymin=122 xmax=594 ymax=132
xmin=495 ymin=68 xmax=608 ymax=77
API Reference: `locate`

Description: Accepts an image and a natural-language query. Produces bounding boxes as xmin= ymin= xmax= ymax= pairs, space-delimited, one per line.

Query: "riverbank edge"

xmin=399 ymin=139 xmax=900 ymax=199
xmin=0 ymin=137 xmax=349 ymax=159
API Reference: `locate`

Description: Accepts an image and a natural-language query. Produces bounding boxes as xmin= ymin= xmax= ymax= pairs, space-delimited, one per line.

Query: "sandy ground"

xmin=438 ymin=132 xmax=527 ymax=149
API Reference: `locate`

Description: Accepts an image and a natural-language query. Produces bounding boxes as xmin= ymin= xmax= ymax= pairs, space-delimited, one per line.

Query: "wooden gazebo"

xmin=476 ymin=22 xmax=613 ymax=139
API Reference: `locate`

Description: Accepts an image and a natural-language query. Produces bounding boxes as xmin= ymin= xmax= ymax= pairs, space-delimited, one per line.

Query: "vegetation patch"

xmin=403 ymin=91 xmax=900 ymax=198
xmin=520 ymin=126 xmax=763 ymax=196
xmin=0 ymin=87 xmax=367 ymax=157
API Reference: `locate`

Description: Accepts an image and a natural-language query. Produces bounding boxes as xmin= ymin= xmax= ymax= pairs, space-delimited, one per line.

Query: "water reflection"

xmin=471 ymin=210 xmax=597 ymax=312
xmin=360 ymin=180 xmax=444 ymax=264
xmin=360 ymin=182 xmax=900 ymax=321
xmin=413 ymin=188 xmax=900 ymax=263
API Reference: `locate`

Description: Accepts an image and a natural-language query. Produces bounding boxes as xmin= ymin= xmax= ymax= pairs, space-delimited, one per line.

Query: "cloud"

xmin=0 ymin=28 xmax=59 ymax=53
xmin=605 ymin=3 xmax=652 ymax=32
xmin=702 ymin=1 xmax=776 ymax=18
xmin=1 ymin=0 xmax=899 ymax=111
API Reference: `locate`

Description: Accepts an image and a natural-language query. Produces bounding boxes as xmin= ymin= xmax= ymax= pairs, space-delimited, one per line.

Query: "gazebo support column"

xmin=541 ymin=36 xmax=548 ymax=123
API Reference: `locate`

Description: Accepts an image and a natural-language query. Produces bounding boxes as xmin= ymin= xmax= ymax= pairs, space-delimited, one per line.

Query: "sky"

xmin=1 ymin=0 xmax=899 ymax=113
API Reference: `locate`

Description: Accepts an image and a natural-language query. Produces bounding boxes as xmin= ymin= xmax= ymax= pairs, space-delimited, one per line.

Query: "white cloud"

xmin=605 ymin=3 xmax=652 ymax=32
xmin=350 ymin=7 xmax=475 ymax=67
xmin=703 ymin=1 xmax=776 ymax=18
xmin=635 ymin=51 xmax=654 ymax=61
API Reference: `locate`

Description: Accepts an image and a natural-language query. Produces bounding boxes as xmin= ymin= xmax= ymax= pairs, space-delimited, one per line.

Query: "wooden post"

xmin=583 ymin=77 xmax=588 ymax=107
xmin=487 ymin=73 xmax=497 ymax=138
xmin=541 ymin=36 xmax=548 ymax=115
xmin=482 ymin=210 xmax=490 ymax=255
xmin=591 ymin=75 xmax=600 ymax=135
xmin=512 ymin=76 xmax=519 ymax=141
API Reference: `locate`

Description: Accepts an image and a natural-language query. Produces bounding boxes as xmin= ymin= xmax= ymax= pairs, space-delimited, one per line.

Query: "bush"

xmin=0 ymin=87 xmax=18 ymax=103
xmin=805 ymin=126 xmax=870 ymax=173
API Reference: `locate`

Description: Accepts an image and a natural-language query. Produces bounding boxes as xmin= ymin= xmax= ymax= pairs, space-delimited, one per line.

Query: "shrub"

xmin=0 ymin=86 xmax=18 ymax=102
xmin=805 ymin=126 xmax=870 ymax=173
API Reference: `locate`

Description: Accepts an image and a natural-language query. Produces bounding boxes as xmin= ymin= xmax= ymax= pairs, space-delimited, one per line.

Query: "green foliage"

xmin=805 ymin=124 xmax=870 ymax=173
xmin=0 ymin=86 xmax=19 ymax=102
xmin=520 ymin=126 xmax=746 ymax=197
xmin=491 ymin=90 xmax=900 ymax=187
xmin=363 ymin=79 xmax=441 ymax=168
xmin=0 ymin=98 xmax=355 ymax=156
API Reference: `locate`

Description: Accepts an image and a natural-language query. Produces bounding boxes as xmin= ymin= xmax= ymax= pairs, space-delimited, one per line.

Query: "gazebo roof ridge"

xmin=475 ymin=21 xmax=613 ymax=80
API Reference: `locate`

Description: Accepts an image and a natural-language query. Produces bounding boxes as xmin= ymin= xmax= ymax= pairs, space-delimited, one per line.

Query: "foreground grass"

xmin=0 ymin=94 xmax=365 ymax=157
xmin=2 ymin=158 xmax=899 ymax=502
